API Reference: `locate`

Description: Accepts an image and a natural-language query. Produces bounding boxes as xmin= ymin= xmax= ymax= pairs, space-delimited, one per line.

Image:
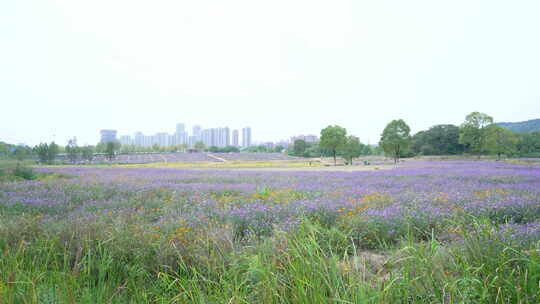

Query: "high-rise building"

xmin=291 ymin=135 xmax=319 ymax=143
xmin=134 ymin=132 xmax=144 ymax=146
xmin=210 ymin=128 xmax=218 ymax=147
xmin=223 ymin=127 xmax=230 ymax=147
xmin=173 ymin=132 xmax=188 ymax=146
xmin=201 ymin=129 xmax=211 ymax=147
xmin=242 ymin=127 xmax=252 ymax=147
xmin=143 ymin=135 xmax=152 ymax=147
xmin=109 ymin=124 xmax=242 ymax=148
xmin=232 ymin=130 xmax=239 ymax=147
xmin=176 ymin=123 xmax=185 ymax=134
xmin=119 ymin=135 xmax=133 ymax=146
xmin=192 ymin=125 xmax=201 ymax=141
xmin=100 ymin=130 xmax=117 ymax=143
xmin=155 ymin=133 xmax=169 ymax=147
xmin=188 ymin=136 xmax=197 ymax=147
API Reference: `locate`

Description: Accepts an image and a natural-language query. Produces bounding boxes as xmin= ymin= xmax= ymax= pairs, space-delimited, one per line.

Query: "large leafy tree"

xmin=34 ymin=143 xmax=49 ymax=164
xmin=47 ymin=142 xmax=59 ymax=164
xmin=34 ymin=142 xmax=58 ymax=164
xmin=485 ymin=125 xmax=518 ymax=160
xmin=105 ymin=141 xmax=120 ymax=161
xmin=411 ymin=124 xmax=463 ymax=155
xmin=81 ymin=146 xmax=94 ymax=162
xmin=339 ymin=136 xmax=363 ymax=165
xmin=292 ymin=139 xmax=308 ymax=156
xmin=194 ymin=141 xmax=206 ymax=151
xmin=459 ymin=112 xmax=494 ymax=156
xmin=379 ymin=119 xmax=411 ymax=163
xmin=517 ymin=131 xmax=540 ymax=156
xmin=320 ymin=125 xmax=347 ymax=165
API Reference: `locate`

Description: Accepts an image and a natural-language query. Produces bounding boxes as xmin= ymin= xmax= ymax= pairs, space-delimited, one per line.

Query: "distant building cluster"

xmin=100 ymin=124 xmax=252 ymax=148
xmin=290 ymin=135 xmax=319 ymax=143
xmin=100 ymin=130 xmax=118 ymax=144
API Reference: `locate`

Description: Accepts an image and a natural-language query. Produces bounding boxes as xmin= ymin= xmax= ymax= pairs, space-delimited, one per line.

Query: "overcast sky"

xmin=1 ymin=0 xmax=539 ymax=146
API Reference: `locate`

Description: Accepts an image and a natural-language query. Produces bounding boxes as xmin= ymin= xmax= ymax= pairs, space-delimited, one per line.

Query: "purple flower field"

xmin=2 ymin=159 xmax=539 ymax=245
xmin=57 ymin=152 xmax=302 ymax=164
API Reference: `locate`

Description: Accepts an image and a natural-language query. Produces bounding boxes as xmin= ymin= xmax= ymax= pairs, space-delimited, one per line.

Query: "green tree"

xmin=293 ymin=139 xmax=308 ymax=156
xmin=178 ymin=144 xmax=188 ymax=152
xmin=459 ymin=112 xmax=494 ymax=156
xmin=411 ymin=124 xmax=464 ymax=155
xmin=517 ymin=131 xmax=540 ymax=156
xmin=207 ymin=146 xmax=219 ymax=153
xmin=485 ymin=125 xmax=518 ymax=160
xmin=274 ymin=145 xmax=284 ymax=153
xmin=379 ymin=119 xmax=411 ymax=163
xmin=222 ymin=146 xmax=240 ymax=153
xmin=34 ymin=143 xmax=49 ymax=164
xmin=320 ymin=125 xmax=347 ymax=165
xmin=65 ymin=138 xmax=79 ymax=163
xmin=81 ymin=146 xmax=94 ymax=162
xmin=194 ymin=141 xmax=206 ymax=151
xmin=242 ymin=145 xmax=269 ymax=153
xmin=47 ymin=142 xmax=59 ymax=164
xmin=339 ymin=136 xmax=363 ymax=165
xmin=105 ymin=141 xmax=120 ymax=161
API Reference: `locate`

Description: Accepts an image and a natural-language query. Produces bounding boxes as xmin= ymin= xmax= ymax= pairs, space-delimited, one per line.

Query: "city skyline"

xmin=109 ymin=123 xmax=253 ymax=148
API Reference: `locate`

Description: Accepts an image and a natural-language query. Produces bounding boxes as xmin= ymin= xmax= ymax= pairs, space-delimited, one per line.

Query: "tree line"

xmin=288 ymin=111 xmax=540 ymax=164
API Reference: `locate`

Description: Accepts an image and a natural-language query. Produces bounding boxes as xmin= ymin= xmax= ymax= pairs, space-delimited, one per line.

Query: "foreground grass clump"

xmin=0 ymin=159 xmax=539 ymax=302
xmin=0 ymin=161 xmax=69 ymax=182
xmin=1 ymin=217 xmax=539 ymax=303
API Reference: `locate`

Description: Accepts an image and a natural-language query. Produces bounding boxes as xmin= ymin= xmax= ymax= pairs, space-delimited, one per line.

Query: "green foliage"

xmin=339 ymin=135 xmax=363 ymax=165
xmin=34 ymin=142 xmax=58 ymax=164
xmin=1 ymin=215 xmax=538 ymax=303
xmin=379 ymin=119 xmax=411 ymax=163
xmin=105 ymin=141 xmax=120 ymax=161
xmin=13 ymin=163 xmax=35 ymax=180
xmin=411 ymin=124 xmax=464 ymax=155
xmin=292 ymin=139 xmax=308 ymax=156
xmin=0 ymin=162 xmax=36 ymax=181
xmin=273 ymin=145 xmax=284 ymax=153
xmin=242 ymin=145 xmax=272 ymax=153
xmin=0 ymin=162 xmax=64 ymax=182
xmin=517 ymin=131 xmax=540 ymax=156
xmin=65 ymin=138 xmax=79 ymax=163
xmin=34 ymin=143 xmax=49 ymax=163
xmin=0 ymin=143 xmax=33 ymax=161
xmin=484 ymin=125 xmax=519 ymax=159
xmin=194 ymin=141 xmax=206 ymax=150
xmin=48 ymin=142 xmax=59 ymax=163
xmin=320 ymin=125 xmax=347 ymax=165
xmin=81 ymin=146 xmax=95 ymax=161
xmin=459 ymin=112 xmax=494 ymax=155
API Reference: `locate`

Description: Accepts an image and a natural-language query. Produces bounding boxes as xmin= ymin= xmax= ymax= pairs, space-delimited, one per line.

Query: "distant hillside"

xmin=497 ymin=119 xmax=540 ymax=133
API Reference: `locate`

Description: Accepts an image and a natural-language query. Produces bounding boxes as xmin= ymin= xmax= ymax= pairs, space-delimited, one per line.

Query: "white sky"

xmin=1 ymin=0 xmax=539 ymax=146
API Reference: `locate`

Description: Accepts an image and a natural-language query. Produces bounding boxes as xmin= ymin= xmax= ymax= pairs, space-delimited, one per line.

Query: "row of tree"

xmin=410 ymin=112 xmax=540 ymax=159
xmin=380 ymin=112 xmax=540 ymax=162
xmin=288 ymin=112 xmax=540 ymax=164
xmin=31 ymin=139 xmax=118 ymax=164
xmin=289 ymin=126 xmax=374 ymax=165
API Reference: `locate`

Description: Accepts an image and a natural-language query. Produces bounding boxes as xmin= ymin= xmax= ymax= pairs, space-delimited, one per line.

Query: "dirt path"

xmin=207 ymin=153 xmax=228 ymax=162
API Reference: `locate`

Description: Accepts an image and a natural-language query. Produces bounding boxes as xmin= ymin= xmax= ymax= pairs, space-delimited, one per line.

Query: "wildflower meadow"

xmin=1 ymin=159 xmax=539 ymax=303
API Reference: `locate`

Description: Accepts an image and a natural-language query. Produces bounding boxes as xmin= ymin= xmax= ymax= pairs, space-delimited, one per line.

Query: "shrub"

xmin=13 ymin=164 xmax=35 ymax=180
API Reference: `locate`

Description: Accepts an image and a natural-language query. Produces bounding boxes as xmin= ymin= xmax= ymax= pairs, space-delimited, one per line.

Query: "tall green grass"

xmin=0 ymin=214 xmax=538 ymax=303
